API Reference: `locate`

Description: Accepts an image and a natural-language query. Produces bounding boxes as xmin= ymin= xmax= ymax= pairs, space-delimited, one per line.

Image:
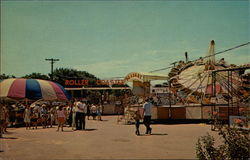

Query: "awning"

xmin=124 ymin=72 xmax=168 ymax=82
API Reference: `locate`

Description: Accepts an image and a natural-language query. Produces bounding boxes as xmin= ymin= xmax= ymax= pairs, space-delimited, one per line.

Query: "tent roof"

xmin=124 ymin=72 xmax=168 ymax=82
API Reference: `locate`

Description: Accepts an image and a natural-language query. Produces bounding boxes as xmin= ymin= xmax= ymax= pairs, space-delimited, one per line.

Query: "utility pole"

xmin=185 ymin=52 xmax=188 ymax=62
xmin=168 ymin=79 xmax=172 ymax=119
xmin=45 ymin=58 xmax=59 ymax=80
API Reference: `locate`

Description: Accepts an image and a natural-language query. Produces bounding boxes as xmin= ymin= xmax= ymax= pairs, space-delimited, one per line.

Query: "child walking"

xmin=133 ymin=108 xmax=142 ymax=136
xmin=56 ymin=106 xmax=66 ymax=132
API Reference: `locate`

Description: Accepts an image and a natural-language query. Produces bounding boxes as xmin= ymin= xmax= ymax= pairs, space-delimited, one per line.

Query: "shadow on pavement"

xmin=0 ymin=137 xmax=18 ymax=139
xmin=99 ymin=119 xmax=108 ymax=122
xmin=151 ymin=133 xmax=168 ymax=136
xmin=62 ymin=130 xmax=74 ymax=132
xmin=138 ymin=133 xmax=168 ymax=136
xmin=74 ymin=129 xmax=97 ymax=131
xmin=153 ymin=119 xmax=211 ymax=125
xmin=87 ymin=119 xmax=108 ymax=122
xmin=84 ymin=128 xmax=97 ymax=131
xmin=3 ymin=131 xmax=15 ymax=135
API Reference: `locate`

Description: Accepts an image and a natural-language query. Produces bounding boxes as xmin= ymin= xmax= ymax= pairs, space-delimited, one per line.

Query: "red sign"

xmin=124 ymin=72 xmax=143 ymax=82
xmin=65 ymin=80 xmax=89 ymax=86
xmin=65 ymin=79 xmax=125 ymax=86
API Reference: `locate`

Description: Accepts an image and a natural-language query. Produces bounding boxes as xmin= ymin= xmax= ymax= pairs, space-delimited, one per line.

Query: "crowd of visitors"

xmin=1 ymin=97 xmax=153 ymax=137
xmin=0 ymin=98 xmax=104 ymax=136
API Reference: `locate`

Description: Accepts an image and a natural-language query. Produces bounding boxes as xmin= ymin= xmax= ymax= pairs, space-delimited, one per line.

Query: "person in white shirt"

xmin=143 ymin=98 xmax=153 ymax=135
xmin=75 ymin=100 xmax=86 ymax=130
xmin=72 ymin=102 xmax=77 ymax=130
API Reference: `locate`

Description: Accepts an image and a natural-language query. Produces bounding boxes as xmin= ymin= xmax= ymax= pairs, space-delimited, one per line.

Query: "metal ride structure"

xmin=210 ymin=64 xmax=250 ymax=130
xmin=168 ymin=40 xmax=249 ymax=106
xmin=166 ymin=40 xmax=250 ymax=130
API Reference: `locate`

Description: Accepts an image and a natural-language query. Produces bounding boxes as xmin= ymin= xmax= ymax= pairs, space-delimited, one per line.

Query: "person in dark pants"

xmin=143 ymin=98 xmax=153 ymax=135
xmin=86 ymin=103 xmax=91 ymax=120
xmin=82 ymin=107 xmax=86 ymax=130
xmin=133 ymin=108 xmax=142 ymax=136
xmin=75 ymin=100 xmax=86 ymax=130
xmin=67 ymin=108 xmax=73 ymax=127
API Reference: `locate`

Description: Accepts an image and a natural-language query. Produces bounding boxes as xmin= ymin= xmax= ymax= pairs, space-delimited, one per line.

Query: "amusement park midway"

xmin=1 ymin=1 xmax=250 ymax=160
xmin=1 ymin=116 xmax=221 ymax=160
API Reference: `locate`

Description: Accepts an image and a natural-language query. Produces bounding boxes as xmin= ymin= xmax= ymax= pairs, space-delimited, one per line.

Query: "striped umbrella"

xmin=0 ymin=78 xmax=71 ymax=101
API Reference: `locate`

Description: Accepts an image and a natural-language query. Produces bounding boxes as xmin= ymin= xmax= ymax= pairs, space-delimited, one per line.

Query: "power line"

xmin=108 ymin=42 xmax=250 ymax=79
xmin=149 ymin=42 xmax=250 ymax=73
xmin=149 ymin=66 xmax=173 ymax=73
xmin=193 ymin=41 xmax=250 ymax=62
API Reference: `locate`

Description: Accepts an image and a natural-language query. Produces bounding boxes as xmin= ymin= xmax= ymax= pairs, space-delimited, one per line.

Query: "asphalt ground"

xmin=0 ymin=116 xmax=221 ymax=160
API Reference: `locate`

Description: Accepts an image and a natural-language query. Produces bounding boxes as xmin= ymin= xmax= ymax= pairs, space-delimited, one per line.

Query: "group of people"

xmin=0 ymin=99 xmax=103 ymax=135
xmin=23 ymin=104 xmax=57 ymax=130
xmin=23 ymin=100 xmax=100 ymax=132
xmin=33 ymin=100 xmax=103 ymax=132
xmin=70 ymin=100 xmax=102 ymax=131
xmin=1 ymin=97 xmax=153 ymax=137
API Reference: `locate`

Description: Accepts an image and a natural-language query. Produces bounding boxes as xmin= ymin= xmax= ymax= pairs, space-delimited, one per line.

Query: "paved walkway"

xmin=0 ymin=116 xmax=221 ymax=160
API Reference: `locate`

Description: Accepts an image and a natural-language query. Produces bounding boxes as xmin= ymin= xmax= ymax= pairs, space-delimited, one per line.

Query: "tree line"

xmin=0 ymin=68 xmax=96 ymax=86
xmin=0 ymin=68 xmax=128 ymax=88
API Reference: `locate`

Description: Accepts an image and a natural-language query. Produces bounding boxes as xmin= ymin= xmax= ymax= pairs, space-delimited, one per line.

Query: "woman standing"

xmin=24 ymin=105 xmax=31 ymax=129
xmin=56 ymin=105 xmax=66 ymax=132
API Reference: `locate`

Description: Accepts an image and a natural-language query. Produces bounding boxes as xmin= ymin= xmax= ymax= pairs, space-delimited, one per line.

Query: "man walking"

xmin=143 ymin=98 xmax=152 ymax=135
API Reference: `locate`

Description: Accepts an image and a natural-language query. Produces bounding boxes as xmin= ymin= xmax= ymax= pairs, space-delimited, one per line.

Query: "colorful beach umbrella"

xmin=0 ymin=78 xmax=71 ymax=101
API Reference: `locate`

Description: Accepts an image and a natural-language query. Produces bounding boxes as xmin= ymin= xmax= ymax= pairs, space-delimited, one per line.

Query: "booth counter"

xmin=121 ymin=103 xmax=242 ymax=123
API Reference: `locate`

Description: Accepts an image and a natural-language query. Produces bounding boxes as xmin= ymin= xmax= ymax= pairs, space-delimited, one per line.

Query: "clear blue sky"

xmin=1 ymin=0 xmax=249 ymax=79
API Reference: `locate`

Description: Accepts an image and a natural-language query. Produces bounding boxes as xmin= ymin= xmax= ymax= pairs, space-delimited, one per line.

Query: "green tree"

xmin=0 ymin=74 xmax=15 ymax=80
xmin=22 ymin=72 xmax=49 ymax=80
